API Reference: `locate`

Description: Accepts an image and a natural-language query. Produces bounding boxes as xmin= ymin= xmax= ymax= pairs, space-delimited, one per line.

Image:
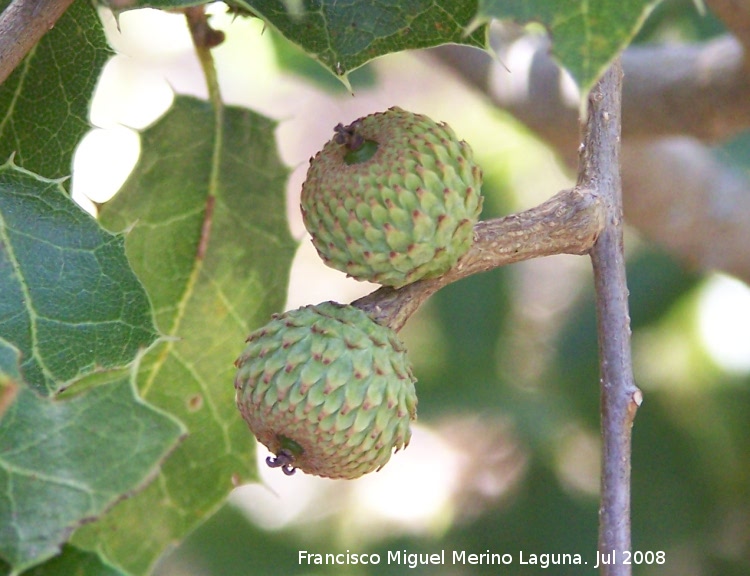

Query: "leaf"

xmin=239 ymin=0 xmax=489 ymax=84
xmin=0 ymin=369 xmax=185 ymax=574
xmin=0 ymin=340 xmax=20 ymax=421
xmin=0 ymin=1 xmax=112 ymax=181
xmin=108 ymin=0 xmax=487 ymax=85
xmin=476 ymin=0 xmax=663 ymax=93
xmin=73 ymin=96 xmax=297 ymax=574
xmin=0 ymin=163 xmax=159 ymax=396
xmin=19 ymin=544 xmax=127 ymax=576
xmin=267 ymin=26 xmax=377 ymax=93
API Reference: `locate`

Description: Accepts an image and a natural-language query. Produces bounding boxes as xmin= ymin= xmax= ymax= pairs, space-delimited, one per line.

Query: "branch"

xmin=184 ymin=6 xmax=226 ymax=52
xmin=433 ymin=31 xmax=750 ymax=146
xmin=707 ymin=0 xmax=750 ymax=57
xmin=621 ymin=137 xmax=750 ymax=281
xmin=582 ymin=60 xmax=641 ymax=576
xmin=0 ymin=0 xmax=75 ymax=86
xmin=354 ymin=187 xmax=603 ymax=332
xmin=428 ymin=31 xmax=750 ymax=285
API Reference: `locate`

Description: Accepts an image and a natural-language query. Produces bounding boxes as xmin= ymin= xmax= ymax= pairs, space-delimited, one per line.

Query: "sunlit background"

xmin=71 ymin=3 xmax=750 ymax=574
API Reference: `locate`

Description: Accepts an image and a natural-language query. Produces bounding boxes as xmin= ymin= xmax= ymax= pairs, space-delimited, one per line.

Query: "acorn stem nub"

xmin=333 ymin=122 xmax=364 ymax=150
xmin=333 ymin=121 xmax=378 ymax=165
xmin=266 ymin=450 xmax=296 ymax=475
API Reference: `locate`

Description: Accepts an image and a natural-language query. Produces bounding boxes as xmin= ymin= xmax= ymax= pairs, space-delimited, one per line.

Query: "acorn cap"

xmin=234 ymin=301 xmax=417 ymax=479
xmin=301 ymin=107 xmax=483 ymax=288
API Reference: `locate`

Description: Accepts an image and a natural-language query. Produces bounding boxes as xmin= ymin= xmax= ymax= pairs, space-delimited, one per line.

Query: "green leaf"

xmin=0 ymin=370 xmax=185 ymax=574
xmin=0 ymin=340 xmax=21 ymax=421
xmin=73 ymin=96 xmax=297 ymax=574
xmin=0 ymin=163 xmax=159 ymax=396
xmin=268 ymin=26 xmax=377 ymax=93
xmin=101 ymin=1 xmax=487 ymax=85
xmin=19 ymin=545 xmax=127 ymax=576
xmin=233 ymin=0 xmax=489 ymax=85
xmin=0 ymin=1 xmax=112 ymax=181
xmin=476 ymin=0 xmax=662 ymax=93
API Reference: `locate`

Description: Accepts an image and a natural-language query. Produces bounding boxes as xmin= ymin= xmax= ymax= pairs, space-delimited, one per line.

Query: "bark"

xmin=581 ymin=60 xmax=641 ymax=576
xmin=0 ymin=0 xmax=76 ymax=85
xmin=429 ymin=13 xmax=750 ymax=283
xmin=355 ymin=187 xmax=603 ymax=331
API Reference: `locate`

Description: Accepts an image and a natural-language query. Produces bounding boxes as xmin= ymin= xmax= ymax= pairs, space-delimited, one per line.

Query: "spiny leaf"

xmin=476 ymin=0 xmax=663 ymax=93
xmin=0 ymin=0 xmax=112 ymax=182
xmin=103 ymin=0 xmax=489 ymax=86
xmin=73 ymin=96 xmax=297 ymax=574
xmin=0 ymin=369 xmax=185 ymax=574
xmin=0 ymin=162 xmax=159 ymax=397
xmin=240 ymin=0 xmax=489 ymax=84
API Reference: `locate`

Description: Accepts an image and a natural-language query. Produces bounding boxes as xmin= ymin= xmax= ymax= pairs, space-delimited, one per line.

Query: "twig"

xmin=0 ymin=0 xmax=76 ymax=86
xmin=184 ymin=6 xmax=226 ymax=52
xmin=432 ymin=33 xmax=750 ymax=147
xmin=581 ymin=60 xmax=641 ymax=576
xmin=429 ymin=37 xmax=750 ymax=286
xmin=621 ymin=138 xmax=750 ymax=281
xmin=354 ymin=186 xmax=603 ymax=331
xmin=707 ymin=0 xmax=750 ymax=59
xmin=185 ymin=5 xmax=224 ymax=262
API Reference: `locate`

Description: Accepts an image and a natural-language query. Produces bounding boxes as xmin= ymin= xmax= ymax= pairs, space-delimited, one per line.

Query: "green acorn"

xmin=300 ymin=107 xmax=483 ymax=288
xmin=234 ymin=301 xmax=417 ymax=480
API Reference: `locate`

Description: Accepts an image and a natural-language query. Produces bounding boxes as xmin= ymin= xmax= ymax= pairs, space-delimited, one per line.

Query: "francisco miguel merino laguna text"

xmin=298 ymin=550 xmax=585 ymax=569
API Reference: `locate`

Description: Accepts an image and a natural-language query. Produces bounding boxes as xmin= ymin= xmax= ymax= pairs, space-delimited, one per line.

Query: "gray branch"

xmin=0 ymin=0 xmax=76 ymax=85
xmin=582 ymin=60 xmax=641 ymax=576
xmin=428 ymin=22 xmax=750 ymax=284
xmin=354 ymin=187 xmax=603 ymax=332
xmin=432 ymin=27 xmax=750 ymax=146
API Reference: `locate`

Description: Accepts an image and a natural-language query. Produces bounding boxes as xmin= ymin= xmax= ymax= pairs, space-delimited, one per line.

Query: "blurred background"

xmin=72 ymin=0 xmax=750 ymax=573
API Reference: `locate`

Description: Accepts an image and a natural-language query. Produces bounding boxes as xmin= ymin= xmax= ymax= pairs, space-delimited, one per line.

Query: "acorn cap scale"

xmin=234 ymin=301 xmax=418 ymax=480
xmin=301 ymin=107 xmax=483 ymax=288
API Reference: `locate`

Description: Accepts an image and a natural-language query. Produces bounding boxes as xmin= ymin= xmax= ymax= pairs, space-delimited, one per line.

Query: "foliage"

xmin=2 ymin=0 xmax=748 ymax=575
xmin=0 ymin=0 xmax=111 ymax=182
xmin=476 ymin=0 xmax=662 ymax=92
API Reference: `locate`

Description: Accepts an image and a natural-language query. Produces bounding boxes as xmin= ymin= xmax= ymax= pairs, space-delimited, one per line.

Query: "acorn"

xmin=300 ymin=107 xmax=483 ymax=288
xmin=234 ymin=301 xmax=417 ymax=479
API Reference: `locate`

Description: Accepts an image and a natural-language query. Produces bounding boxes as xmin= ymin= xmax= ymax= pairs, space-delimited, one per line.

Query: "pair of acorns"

xmin=234 ymin=107 xmax=483 ymax=479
